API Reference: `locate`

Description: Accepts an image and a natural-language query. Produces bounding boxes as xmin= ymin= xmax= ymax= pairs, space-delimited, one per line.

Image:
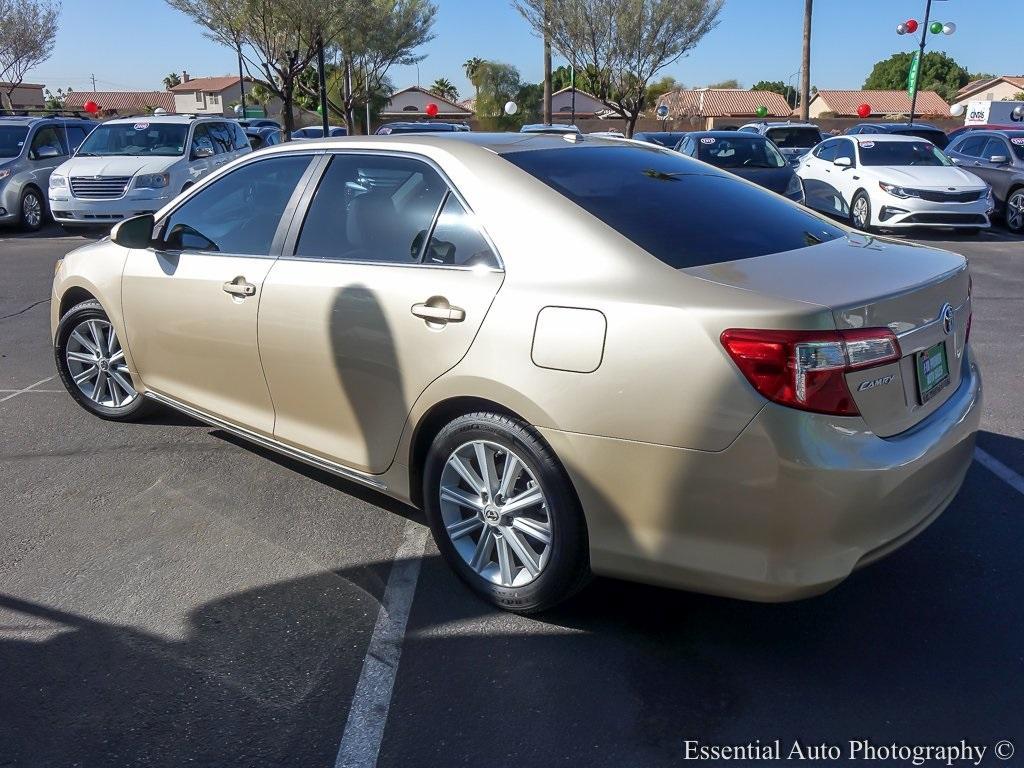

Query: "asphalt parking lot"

xmin=1 ymin=223 xmax=1023 ymax=767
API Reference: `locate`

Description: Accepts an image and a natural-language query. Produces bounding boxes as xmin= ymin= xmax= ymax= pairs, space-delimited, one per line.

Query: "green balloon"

xmin=929 ymin=21 xmax=943 ymax=34
xmin=756 ymin=106 xmax=768 ymax=118
xmin=316 ymin=104 xmax=324 ymax=115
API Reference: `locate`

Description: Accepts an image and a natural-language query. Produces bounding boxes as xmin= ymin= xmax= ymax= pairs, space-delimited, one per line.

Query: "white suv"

xmin=48 ymin=115 xmax=251 ymax=227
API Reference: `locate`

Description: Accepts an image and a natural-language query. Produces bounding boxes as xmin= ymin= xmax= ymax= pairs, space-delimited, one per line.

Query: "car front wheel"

xmin=423 ymin=412 xmax=590 ymax=614
xmin=20 ymin=187 xmax=45 ymax=231
xmin=1006 ymin=189 xmax=1024 ymax=233
xmin=54 ymin=300 xmax=153 ymax=421
xmin=851 ymin=191 xmax=873 ymax=232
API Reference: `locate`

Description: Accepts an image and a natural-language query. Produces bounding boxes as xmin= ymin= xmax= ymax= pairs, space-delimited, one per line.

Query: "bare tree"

xmin=0 ymin=0 xmax=60 ymax=110
xmin=799 ymin=0 xmax=812 ymax=121
xmin=166 ymin=0 xmax=356 ymax=134
xmin=514 ymin=0 xmax=723 ymax=137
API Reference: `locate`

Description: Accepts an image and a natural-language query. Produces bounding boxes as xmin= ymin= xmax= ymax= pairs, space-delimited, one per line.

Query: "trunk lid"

xmin=687 ymin=235 xmax=970 ymax=436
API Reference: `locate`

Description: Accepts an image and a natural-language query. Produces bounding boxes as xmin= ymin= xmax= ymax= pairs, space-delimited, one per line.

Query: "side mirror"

xmin=33 ymin=145 xmax=61 ymax=160
xmin=111 ymin=214 xmax=156 ymax=249
xmin=833 ymin=157 xmax=852 ymax=168
xmin=989 ymin=155 xmax=1009 ymax=164
xmin=192 ymin=145 xmax=215 ymax=159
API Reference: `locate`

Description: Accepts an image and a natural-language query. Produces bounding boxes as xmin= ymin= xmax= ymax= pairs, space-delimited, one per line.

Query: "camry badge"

xmin=858 ymin=375 xmax=895 ymax=392
xmin=941 ymin=303 xmax=954 ymax=336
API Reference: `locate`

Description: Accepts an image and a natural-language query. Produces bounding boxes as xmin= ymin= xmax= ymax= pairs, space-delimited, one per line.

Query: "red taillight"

xmin=720 ymin=328 xmax=901 ymax=416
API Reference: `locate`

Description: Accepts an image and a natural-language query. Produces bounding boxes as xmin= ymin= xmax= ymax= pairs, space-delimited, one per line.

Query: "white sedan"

xmin=797 ymin=134 xmax=993 ymax=233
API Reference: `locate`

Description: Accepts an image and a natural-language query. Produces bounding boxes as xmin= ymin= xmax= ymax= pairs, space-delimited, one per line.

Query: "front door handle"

xmin=222 ymin=277 xmax=256 ymax=297
xmin=411 ymin=297 xmax=465 ymax=325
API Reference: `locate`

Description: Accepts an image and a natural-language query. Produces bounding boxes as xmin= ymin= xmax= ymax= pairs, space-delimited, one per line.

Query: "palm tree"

xmin=163 ymin=72 xmax=181 ymax=90
xmin=799 ymin=0 xmax=812 ymax=120
xmin=430 ymin=78 xmax=459 ymax=103
xmin=463 ymin=57 xmax=485 ymax=101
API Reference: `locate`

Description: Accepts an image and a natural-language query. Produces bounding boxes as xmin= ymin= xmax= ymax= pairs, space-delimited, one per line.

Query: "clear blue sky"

xmin=26 ymin=0 xmax=1024 ymax=100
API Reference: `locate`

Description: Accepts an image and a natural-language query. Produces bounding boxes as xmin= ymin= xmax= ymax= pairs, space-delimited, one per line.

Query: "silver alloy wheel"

xmin=22 ymin=192 xmax=42 ymax=228
xmin=852 ymin=196 xmax=869 ymax=229
xmin=439 ymin=439 xmax=552 ymax=587
xmin=65 ymin=318 xmax=137 ymax=408
xmin=1007 ymin=191 xmax=1024 ymax=232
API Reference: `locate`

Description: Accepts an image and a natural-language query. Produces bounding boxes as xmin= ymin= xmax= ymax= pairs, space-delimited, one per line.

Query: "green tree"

xmin=646 ymin=75 xmax=682 ymax=105
xmin=43 ymin=85 xmax=71 ymax=110
xmin=751 ymin=79 xmax=797 ymax=107
xmin=430 ymin=77 xmax=459 ymax=102
xmin=163 ymin=72 xmax=181 ymax=90
xmin=707 ymin=78 xmax=740 ymax=89
xmin=863 ymin=51 xmax=970 ymax=105
xmin=475 ymin=61 xmax=524 ymax=129
xmin=463 ymin=57 xmax=486 ymax=101
xmin=514 ymin=0 xmax=724 ymax=137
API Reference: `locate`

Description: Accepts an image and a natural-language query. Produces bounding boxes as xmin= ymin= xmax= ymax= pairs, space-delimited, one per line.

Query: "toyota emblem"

xmin=941 ymin=303 xmax=954 ymax=336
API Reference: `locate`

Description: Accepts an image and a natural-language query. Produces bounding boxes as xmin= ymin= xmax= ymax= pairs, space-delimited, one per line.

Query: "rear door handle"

xmin=411 ymin=299 xmax=465 ymax=324
xmin=222 ymin=277 xmax=256 ymax=297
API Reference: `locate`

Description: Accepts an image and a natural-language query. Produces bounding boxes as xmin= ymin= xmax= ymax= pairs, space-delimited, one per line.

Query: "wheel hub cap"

xmin=439 ymin=439 xmax=553 ymax=588
xmin=65 ymin=318 xmax=138 ymax=408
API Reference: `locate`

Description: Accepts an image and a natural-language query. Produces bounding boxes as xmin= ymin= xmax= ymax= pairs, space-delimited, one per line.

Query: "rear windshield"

xmin=637 ymin=132 xmax=688 ymax=148
xmin=892 ymin=128 xmax=948 ymax=149
xmin=859 ymin=141 xmax=952 ymax=167
xmin=697 ymin=136 xmax=786 ymax=168
xmin=77 ymin=122 xmax=188 ymax=156
xmin=765 ymin=127 xmax=821 ymax=149
xmin=503 ymin=145 xmax=844 ymax=269
xmin=1007 ymin=134 xmax=1024 ymax=161
xmin=0 ymin=126 xmax=28 ymax=157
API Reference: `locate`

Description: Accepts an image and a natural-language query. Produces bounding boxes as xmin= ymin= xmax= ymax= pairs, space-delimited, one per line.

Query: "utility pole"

xmin=364 ymin=65 xmax=372 ymax=135
xmin=908 ymin=0 xmax=934 ymax=125
xmin=237 ymin=41 xmax=246 ymax=116
xmin=90 ymin=73 xmax=96 ymax=91
xmin=542 ymin=1 xmax=552 ymax=124
xmin=317 ymin=35 xmax=329 ymax=136
xmin=799 ymin=0 xmax=812 ymax=121
xmin=570 ymin=63 xmax=576 ymax=125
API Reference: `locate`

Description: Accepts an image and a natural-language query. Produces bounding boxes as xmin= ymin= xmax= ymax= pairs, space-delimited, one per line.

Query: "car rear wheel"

xmin=1006 ymin=189 xmax=1024 ymax=233
xmin=423 ymin=412 xmax=590 ymax=614
xmin=54 ymin=300 xmax=153 ymax=421
xmin=20 ymin=187 xmax=44 ymax=231
xmin=851 ymin=192 xmax=873 ymax=232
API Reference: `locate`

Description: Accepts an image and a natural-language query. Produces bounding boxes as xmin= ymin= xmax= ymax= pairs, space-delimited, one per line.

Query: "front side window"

xmin=161 ymin=155 xmax=311 ymax=255
xmin=29 ymin=125 xmax=67 ymax=158
xmin=0 ymin=126 xmax=28 ymax=157
xmin=190 ymin=124 xmax=217 ymax=157
xmin=954 ymin=136 xmax=986 ymax=158
xmin=858 ymin=141 xmax=951 ymax=167
xmin=295 ymin=153 xmax=447 ymax=263
xmin=422 ymin=194 xmax=498 ymax=268
xmin=78 ymin=122 xmax=188 ymax=157
xmin=66 ymin=125 xmax=89 ymax=152
xmin=813 ymin=139 xmax=839 ymax=162
xmin=207 ymin=122 xmax=235 ymax=153
xmin=696 ymin=136 xmax=785 ymax=169
xmin=981 ymin=137 xmax=1011 ymax=161
xmin=834 ymin=140 xmax=856 ymax=166
xmin=504 ymin=145 xmax=844 ymax=269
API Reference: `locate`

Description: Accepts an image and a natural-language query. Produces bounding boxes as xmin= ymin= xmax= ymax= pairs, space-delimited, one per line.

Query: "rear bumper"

xmin=539 ymin=350 xmax=982 ymax=601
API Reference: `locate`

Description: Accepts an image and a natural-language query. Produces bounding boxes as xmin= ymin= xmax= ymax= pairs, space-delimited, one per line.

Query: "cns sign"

xmin=964 ymin=100 xmax=1024 ymax=125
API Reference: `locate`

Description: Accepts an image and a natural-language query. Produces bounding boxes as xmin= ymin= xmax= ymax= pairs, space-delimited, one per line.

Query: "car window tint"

xmin=859 ymin=141 xmax=950 ymax=167
xmin=162 ymin=155 xmax=311 ymax=255
xmin=835 ymin=140 xmax=856 ymax=165
xmin=955 ymin=136 xmax=986 ymax=157
xmin=191 ymin=124 xmax=216 ymax=157
xmin=66 ymin=125 xmax=89 ymax=152
xmin=981 ymin=137 xmax=1010 ymax=160
xmin=697 ymin=136 xmax=785 ymax=168
xmin=813 ymin=139 xmax=839 ymax=161
xmin=208 ymin=122 xmax=234 ymax=153
xmin=504 ymin=145 xmax=844 ymax=269
xmin=893 ymin=128 xmax=948 ymax=149
xmin=30 ymin=125 xmax=67 ymax=157
xmin=295 ymin=153 xmax=447 ymax=263
xmin=765 ymin=127 xmax=820 ymax=148
xmin=422 ymin=194 xmax=499 ymax=268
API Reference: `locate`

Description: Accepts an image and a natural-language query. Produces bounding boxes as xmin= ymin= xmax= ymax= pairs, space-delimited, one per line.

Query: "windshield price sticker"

xmin=860 ymin=141 xmax=875 ymax=148
xmin=700 ymin=137 xmax=716 ymax=144
xmin=1012 ymin=138 xmax=1024 ymax=145
xmin=133 ymin=122 xmax=150 ymax=131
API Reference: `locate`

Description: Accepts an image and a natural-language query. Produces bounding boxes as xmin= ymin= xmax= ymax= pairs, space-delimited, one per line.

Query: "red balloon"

xmin=425 ymin=102 xmax=439 ymax=117
xmin=83 ymin=100 xmax=99 ymax=114
xmin=857 ymin=103 xmax=871 ymax=118
xmin=905 ymin=19 xmax=919 ymax=33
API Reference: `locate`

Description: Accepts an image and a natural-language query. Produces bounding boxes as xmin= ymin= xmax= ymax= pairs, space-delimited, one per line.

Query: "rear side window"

xmin=504 ymin=145 xmax=844 ymax=269
xmin=422 ymin=194 xmax=498 ymax=268
xmin=230 ymin=122 xmax=250 ymax=150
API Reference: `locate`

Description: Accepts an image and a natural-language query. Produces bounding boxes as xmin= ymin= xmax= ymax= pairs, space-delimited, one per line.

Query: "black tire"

xmin=1005 ymin=188 xmax=1024 ymax=233
xmin=851 ymin=191 xmax=873 ymax=233
xmin=54 ymin=299 xmax=154 ymax=421
xmin=423 ymin=412 xmax=590 ymax=614
xmin=19 ymin=187 xmax=45 ymax=232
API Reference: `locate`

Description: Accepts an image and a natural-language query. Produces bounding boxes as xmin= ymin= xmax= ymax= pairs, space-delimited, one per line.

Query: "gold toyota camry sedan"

xmin=50 ymin=133 xmax=981 ymax=613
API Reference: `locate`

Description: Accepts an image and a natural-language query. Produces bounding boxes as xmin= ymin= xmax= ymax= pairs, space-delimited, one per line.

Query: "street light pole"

xmin=908 ymin=0 xmax=934 ymax=125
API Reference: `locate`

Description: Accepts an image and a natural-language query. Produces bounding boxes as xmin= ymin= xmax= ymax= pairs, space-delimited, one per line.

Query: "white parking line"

xmin=974 ymin=447 xmax=1024 ymax=496
xmin=334 ymin=518 xmax=428 ymax=768
xmin=0 ymin=376 xmax=55 ymax=403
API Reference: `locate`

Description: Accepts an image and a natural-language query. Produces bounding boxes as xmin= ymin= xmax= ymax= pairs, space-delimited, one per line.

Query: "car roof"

xmin=100 ymin=114 xmax=216 ymax=125
xmin=854 ymin=122 xmax=941 ymax=131
xmin=688 ymin=130 xmax=768 ymax=139
xmin=744 ymin=121 xmax=818 ymax=129
xmin=847 ymin=133 xmax=929 ymax=144
xmin=0 ymin=115 xmax=93 ymax=125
